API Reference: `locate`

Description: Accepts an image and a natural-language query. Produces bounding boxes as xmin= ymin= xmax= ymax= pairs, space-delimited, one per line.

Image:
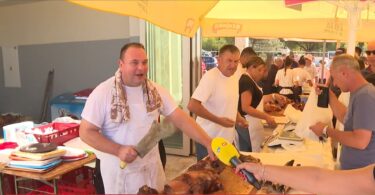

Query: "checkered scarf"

xmin=110 ymin=69 xmax=162 ymax=123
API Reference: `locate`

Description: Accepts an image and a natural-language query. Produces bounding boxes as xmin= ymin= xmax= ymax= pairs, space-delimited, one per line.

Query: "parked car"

xmin=202 ymin=56 xmax=217 ymax=71
xmin=201 ymin=61 xmax=207 ymax=74
xmin=202 ymin=49 xmax=212 ymax=57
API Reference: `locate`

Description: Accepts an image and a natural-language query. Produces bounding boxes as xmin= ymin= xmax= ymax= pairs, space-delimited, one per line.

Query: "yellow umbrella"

xmin=69 ymin=0 xmax=375 ymax=52
xmin=68 ymin=0 xmax=218 ymax=37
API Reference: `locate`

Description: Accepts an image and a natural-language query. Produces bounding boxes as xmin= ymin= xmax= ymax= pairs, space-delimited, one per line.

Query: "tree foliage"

xmin=282 ymin=40 xmax=337 ymax=52
xmin=202 ymin=37 xmax=361 ymax=56
xmin=202 ymin=37 xmax=235 ymax=51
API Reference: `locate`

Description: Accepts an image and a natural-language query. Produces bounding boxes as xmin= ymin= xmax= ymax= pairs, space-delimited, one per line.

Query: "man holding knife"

xmin=79 ymin=43 xmax=213 ymax=194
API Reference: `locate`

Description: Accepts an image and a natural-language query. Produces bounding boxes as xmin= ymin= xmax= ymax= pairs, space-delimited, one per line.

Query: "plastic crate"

xmin=61 ymin=166 xmax=94 ymax=185
xmin=26 ymin=181 xmax=95 ymax=195
xmin=51 ymin=93 xmax=86 ymax=120
xmin=26 ymin=167 xmax=95 ymax=195
xmin=29 ymin=122 xmax=79 ymax=145
xmin=2 ymin=174 xmax=44 ymax=194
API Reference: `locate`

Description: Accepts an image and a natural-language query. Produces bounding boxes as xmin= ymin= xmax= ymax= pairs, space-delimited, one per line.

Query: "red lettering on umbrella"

xmin=284 ymin=0 xmax=315 ymax=6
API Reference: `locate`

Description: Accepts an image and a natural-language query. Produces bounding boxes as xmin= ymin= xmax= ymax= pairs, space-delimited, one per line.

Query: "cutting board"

xmin=214 ymin=166 xmax=256 ymax=194
xmin=5 ymin=165 xmax=56 ymax=173
xmin=12 ymin=149 xmax=66 ymax=160
xmin=8 ymin=159 xmax=62 ymax=170
xmin=9 ymin=157 xmax=60 ymax=166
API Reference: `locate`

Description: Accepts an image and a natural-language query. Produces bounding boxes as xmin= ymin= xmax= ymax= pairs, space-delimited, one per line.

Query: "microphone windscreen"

xmin=211 ymin=137 xmax=240 ymax=166
xmin=212 ymin=137 xmax=261 ymax=189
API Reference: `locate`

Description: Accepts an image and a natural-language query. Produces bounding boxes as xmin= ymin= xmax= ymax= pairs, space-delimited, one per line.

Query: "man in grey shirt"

xmin=310 ymin=54 xmax=375 ymax=170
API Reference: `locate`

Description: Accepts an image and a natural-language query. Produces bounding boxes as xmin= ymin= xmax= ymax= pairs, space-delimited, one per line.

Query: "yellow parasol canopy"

xmin=68 ymin=0 xmax=375 ymax=44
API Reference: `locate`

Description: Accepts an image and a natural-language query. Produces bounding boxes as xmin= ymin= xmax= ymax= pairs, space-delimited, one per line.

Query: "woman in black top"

xmin=237 ymin=56 xmax=286 ymax=152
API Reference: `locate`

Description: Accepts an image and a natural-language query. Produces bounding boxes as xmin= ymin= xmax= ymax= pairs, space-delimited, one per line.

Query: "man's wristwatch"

xmin=322 ymin=125 xmax=329 ymax=138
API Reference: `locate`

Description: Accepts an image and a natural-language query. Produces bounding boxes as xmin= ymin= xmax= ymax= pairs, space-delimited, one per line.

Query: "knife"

xmin=120 ymin=120 xmax=176 ymax=169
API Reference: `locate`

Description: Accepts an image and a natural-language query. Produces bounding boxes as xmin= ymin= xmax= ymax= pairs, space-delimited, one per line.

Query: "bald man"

xmin=362 ymin=41 xmax=375 ymax=84
xmin=366 ymin=41 xmax=375 ymax=74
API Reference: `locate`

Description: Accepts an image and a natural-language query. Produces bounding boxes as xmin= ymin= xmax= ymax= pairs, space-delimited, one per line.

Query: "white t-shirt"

xmin=192 ymin=67 xmax=239 ymax=142
xmin=81 ymin=76 xmax=177 ymax=144
xmin=81 ymin=76 xmax=177 ymax=194
xmin=292 ymin=67 xmax=312 ymax=86
xmin=304 ymin=65 xmax=317 ymax=80
xmin=275 ymin=69 xmax=294 ymax=95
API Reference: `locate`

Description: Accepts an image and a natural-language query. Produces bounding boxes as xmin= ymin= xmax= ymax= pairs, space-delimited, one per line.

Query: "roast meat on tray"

xmin=138 ymin=154 xmax=260 ymax=194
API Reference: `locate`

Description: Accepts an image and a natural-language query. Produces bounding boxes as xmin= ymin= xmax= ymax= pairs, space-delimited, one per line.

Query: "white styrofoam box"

xmin=3 ymin=121 xmax=34 ymax=142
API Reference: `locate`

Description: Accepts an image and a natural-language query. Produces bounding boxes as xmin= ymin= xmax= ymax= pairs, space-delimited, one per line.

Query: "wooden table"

xmin=0 ymin=154 xmax=96 ymax=195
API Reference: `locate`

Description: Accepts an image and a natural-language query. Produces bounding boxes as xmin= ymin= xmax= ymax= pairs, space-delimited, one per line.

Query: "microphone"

xmin=211 ymin=137 xmax=261 ymax=190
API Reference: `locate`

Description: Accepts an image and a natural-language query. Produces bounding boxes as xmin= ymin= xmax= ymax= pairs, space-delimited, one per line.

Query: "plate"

xmin=62 ymin=153 xmax=88 ymax=162
xmin=58 ymin=146 xmax=86 ymax=159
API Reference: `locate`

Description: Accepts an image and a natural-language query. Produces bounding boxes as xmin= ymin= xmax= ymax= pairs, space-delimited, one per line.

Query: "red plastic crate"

xmin=26 ymin=167 xmax=95 ymax=195
xmin=26 ymin=181 xmax=95 ymax=195
xmin=28 ymin=122 xmax=79 ymax=145
xmin=2 ymin=174 xmax=44 ymax=194
xmin=61 ymin=166 xmax=94 ymax=185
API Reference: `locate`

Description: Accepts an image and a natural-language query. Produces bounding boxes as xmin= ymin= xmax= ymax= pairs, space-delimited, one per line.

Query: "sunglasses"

xmin=365 ymin=50 xmax=375 ymax=56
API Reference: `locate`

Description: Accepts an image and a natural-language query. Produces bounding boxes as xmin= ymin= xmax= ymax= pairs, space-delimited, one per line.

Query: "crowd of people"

xmin=78 ymin=42 xmax=375 ymax=194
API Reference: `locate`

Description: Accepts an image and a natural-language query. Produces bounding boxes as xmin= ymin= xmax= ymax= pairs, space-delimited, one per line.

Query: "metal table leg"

xmin=53 ymin=179 xmax=58 ymax=194
xmin=0 ymin=173 xmax=3 ymax=195
xmin=14 ymin=176 xmax=18 ymax=195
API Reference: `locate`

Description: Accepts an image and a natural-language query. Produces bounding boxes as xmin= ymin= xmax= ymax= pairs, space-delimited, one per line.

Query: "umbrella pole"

xmin=321 ymin=40 xmax=326 ymax=83
xmin=346 ymin=3 xmax=361 ymax=55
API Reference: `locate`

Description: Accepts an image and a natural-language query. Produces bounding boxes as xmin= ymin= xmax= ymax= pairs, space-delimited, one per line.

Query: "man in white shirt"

xmin=293 ymin=56 xmax=313 ymax=100
xmin=79 ymin=43 xmax=213 ymax=193
xmin=304 ymin=54 xmax=318 ymax=83
xmin=188 ymin=44 xmax=247 ymax=160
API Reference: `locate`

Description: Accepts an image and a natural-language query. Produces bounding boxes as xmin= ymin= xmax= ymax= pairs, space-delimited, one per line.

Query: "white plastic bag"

xmin=294 ymin=90 xmax=333 ymax=141
xmin=284 ymin=104 xmax=302 ymax=123
xmin=52 ymin=116 xmax=81 ymax=124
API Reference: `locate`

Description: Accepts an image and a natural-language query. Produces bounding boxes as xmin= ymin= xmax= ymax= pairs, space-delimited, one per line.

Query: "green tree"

xmin=203 ymin=37 xmax=357 ymax=58
xmin=249 ymin=38 xmax=285 ymax=52
xmin=282 ymin=40 xmax=337 ymax=52
xmin=202 ymin=37 xmax=235 ymax=51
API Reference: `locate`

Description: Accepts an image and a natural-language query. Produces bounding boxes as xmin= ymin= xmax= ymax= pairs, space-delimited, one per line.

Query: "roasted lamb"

xmin=138 ymin=154 xmax=260 ymax=194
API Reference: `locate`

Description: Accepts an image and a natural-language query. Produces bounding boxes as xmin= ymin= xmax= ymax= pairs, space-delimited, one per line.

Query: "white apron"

xmin=98 ymin=104 xmax=165 ymax=194
xmin=244 ymin=74 xmax=265 ymax=152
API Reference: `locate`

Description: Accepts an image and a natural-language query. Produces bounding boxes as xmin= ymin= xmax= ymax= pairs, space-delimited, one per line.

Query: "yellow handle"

xmin=120 ymin=161 xmax=127 ymax=169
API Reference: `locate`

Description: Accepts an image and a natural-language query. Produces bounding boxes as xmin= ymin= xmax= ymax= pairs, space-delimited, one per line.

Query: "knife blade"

xmin=120 ymin=120 xmax=176 ymax=169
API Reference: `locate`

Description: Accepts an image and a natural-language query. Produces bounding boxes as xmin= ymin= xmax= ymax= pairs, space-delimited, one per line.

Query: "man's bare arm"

xmin=79 ymin=119 xmax=137 ymax=163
